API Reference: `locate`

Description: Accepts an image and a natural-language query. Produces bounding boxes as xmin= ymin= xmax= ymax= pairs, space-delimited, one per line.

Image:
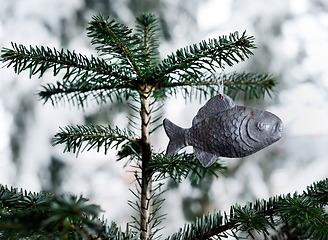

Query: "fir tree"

xmin=1 ymin=13 xmax=328 ymax=240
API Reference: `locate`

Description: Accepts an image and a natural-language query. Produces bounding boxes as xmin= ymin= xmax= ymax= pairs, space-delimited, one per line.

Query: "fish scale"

xmin=189 ymin=106 xmax=248 ymax=157
xmin=163 ymin=94 xmax=283 ymax=167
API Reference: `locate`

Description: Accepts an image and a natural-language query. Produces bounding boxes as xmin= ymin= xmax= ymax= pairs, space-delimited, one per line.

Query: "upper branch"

xmin=153 ymin=72 xmax=276 ymax=102
xmin=87 ymin=14 xmax=145 ymax=80
xmin=150 ymin=31 xmax=256 ymax=84
xmin=38 ymin=76 xmax=136 ymax=107
xmin=135 ymin=13 xmax=161 ymax=70
xmin=0 ymin=42 xmax=132 ymax=81
xmin=0 ymin=43 xmax=140 ymax=106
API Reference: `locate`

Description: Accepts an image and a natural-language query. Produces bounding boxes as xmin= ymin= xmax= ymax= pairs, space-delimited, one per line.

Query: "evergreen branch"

xmin=154 ymin=72 xmax=276 ymax=102
xmin=52 ymin=124 xmax=139 ymax=156
xmin=117 ymin=137 xmax=143 ymax=161
xmin=0 ymin=43 xmax=140 ymax=107
xmin=165 ymin=211 xmax=229 ymax=240
xmin=304 ymin=177 xmax=328 ymax=206
xmin=148 ymin=153 xmax=226 ymax=183
xmin=0 ymin=185 xmax=54 ymax=211
xmin=38 ymin=78 xmax=136 ymax=107
xmin=166 ymin=178 xmax=328 ymax=240
xmin=105 ymin=222 xmax=140 ymax=240
xmin=0 ymin=42 xmax=132 ymax=81
xmin=223 ymin=72 xmax=277 ymax=99
xmin=0 ymin=184 xmax=140 ymax=239
xmin=150 ymin=31 xmax=256 ymax=84
xmin=87 ymin=14 xmax=145 ymax=79
xmin=135 ymin=13 xmax=161 ymax=69
xmin=0 ymin=185 xmax=105 ymax=239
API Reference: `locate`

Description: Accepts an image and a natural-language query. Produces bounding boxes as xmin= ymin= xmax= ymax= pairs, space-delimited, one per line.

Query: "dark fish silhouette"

xmin=163 ymin=94 xmax=283 ymax=167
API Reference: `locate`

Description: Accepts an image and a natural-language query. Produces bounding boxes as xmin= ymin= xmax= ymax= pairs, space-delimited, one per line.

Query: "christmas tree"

xmin=1 ymin=13 xmax=328 ymax=239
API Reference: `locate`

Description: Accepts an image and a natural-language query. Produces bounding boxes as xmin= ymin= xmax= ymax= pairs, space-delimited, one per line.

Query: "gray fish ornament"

xmin=163 ymin=94 xmax=283 ymax=167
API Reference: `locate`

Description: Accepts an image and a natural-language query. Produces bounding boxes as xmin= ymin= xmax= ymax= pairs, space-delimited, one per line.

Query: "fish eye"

xmin=257 ymin=121 xmax=266 ymax=130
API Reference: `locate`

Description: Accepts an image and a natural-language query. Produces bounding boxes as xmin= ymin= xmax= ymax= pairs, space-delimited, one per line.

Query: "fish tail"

xmin=163 ymin=118 xmax=187 ymax=154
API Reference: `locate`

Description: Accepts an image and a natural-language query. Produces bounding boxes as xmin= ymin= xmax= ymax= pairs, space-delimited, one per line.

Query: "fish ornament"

xmin=163 ymin=94 xmax=283 ymax=167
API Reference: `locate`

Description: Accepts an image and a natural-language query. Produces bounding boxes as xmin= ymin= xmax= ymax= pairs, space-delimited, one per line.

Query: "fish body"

xmin=163 ymin=94 xmax=283 ymax=167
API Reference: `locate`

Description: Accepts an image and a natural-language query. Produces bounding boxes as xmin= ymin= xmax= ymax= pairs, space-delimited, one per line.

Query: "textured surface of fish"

xmin=163 ymin=94 xmax=283 ymax=167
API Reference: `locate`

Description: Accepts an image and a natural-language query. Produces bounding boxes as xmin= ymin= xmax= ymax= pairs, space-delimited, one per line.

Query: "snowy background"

xmin=1 ymin=0 xmax=328 ymax=237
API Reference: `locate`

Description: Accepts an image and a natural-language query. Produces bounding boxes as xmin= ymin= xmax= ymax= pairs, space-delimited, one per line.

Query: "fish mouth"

xmin=273 ymin=121 xmax=283 ymax=139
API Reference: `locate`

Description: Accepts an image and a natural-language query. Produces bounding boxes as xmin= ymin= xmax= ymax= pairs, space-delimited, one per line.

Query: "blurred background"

xmin=1 ymin=0 xmax=328 ymax=237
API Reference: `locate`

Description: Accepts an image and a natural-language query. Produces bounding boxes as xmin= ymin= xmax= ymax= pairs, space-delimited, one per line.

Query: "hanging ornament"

xmin=163 ymin=94 xmax=283 ymax=167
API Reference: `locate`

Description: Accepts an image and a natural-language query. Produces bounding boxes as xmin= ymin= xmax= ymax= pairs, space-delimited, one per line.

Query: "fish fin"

xmin=194 ymin=148 xmax=218 ymax=168
xmin=163 ymin=118 xmax=187 ymax=154
xmin=192 ymin=94 xmax=235 ymax=125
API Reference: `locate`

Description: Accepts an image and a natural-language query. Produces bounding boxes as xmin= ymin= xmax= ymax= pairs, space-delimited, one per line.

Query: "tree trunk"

xmin=140 ymin=86 xmax=153 ymax=240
